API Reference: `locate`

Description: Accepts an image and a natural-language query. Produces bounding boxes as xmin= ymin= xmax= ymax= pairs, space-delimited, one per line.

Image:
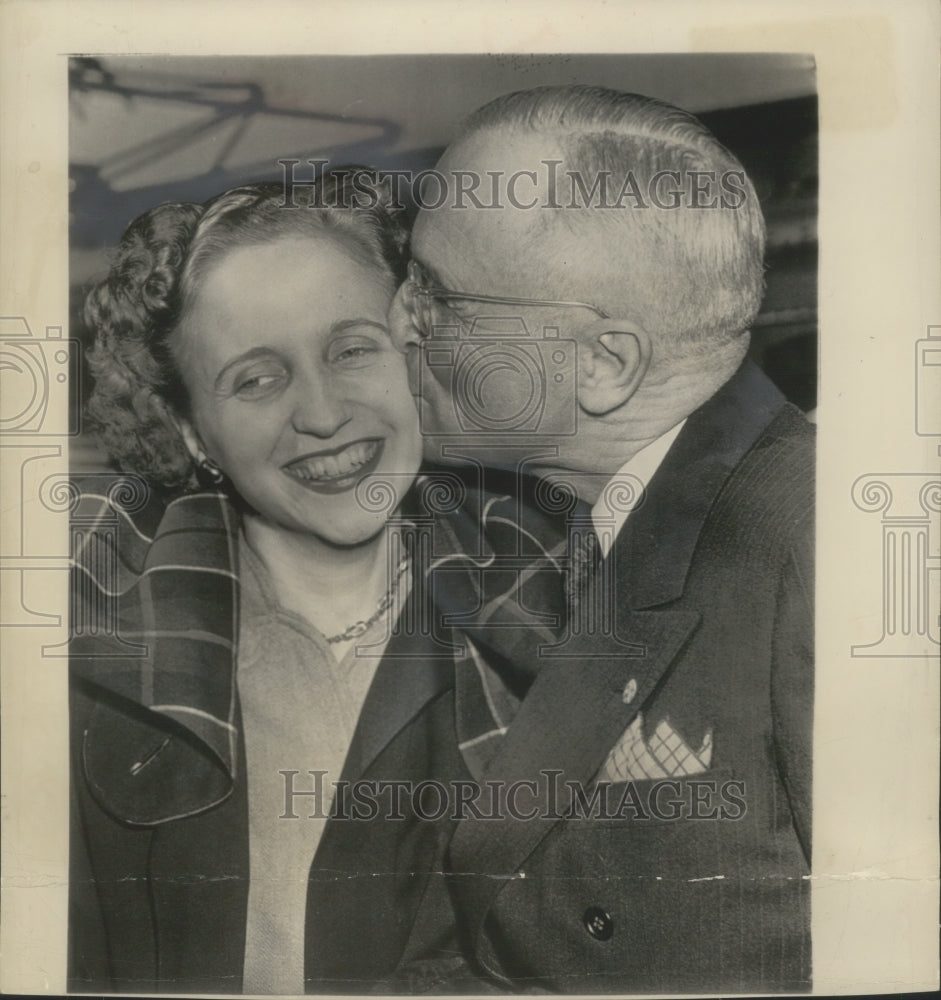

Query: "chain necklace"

xmin=324 ymin=556 xmax=410 ymax=644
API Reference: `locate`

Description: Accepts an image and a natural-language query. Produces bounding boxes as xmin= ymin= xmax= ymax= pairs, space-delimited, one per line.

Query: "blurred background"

xmin=69 ymin=53 xmax=818 ymax=473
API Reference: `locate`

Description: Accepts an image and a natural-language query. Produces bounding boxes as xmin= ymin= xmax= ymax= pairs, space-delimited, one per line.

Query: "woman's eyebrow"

xmin=213 ymin=347 xmax=276 ymax=390
xmin=330 ymin=318 xmax=391 ymax=337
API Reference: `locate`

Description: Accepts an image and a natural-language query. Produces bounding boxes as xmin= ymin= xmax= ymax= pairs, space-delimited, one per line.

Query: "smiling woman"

xmin=68 ymin=173 xmax=446 ymax=994
xmin=174 ymin=234 xmax=420 ymax=548
xmin=83 ymin=175 xmax=424 ymax=643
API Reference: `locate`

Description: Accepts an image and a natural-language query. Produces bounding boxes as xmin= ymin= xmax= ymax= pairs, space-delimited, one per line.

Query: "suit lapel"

xmin=618 ymin=360 xmax=787 ymax=609
xmin=447 ymin=607 xmax=700 ymax=961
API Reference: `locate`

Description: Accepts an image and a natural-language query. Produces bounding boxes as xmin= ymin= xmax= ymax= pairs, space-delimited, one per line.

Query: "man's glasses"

xmin=405 ymin=259 xmax=609 ymax=337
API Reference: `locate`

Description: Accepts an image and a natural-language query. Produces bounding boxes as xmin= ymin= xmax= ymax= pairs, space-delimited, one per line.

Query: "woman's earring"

xmin=199 ymin=458 xmax=225 ymax=485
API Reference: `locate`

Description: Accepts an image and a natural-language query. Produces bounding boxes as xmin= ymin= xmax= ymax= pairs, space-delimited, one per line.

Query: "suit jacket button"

xmin=622 ymin=677 xmax=638 ymax=704
xmin=583 ymin=906 xmax=613 ymax=941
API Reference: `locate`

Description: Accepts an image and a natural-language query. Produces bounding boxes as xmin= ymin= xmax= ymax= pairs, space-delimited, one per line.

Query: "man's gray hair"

xmin=459 ymin=85 xmax=767 ymax=357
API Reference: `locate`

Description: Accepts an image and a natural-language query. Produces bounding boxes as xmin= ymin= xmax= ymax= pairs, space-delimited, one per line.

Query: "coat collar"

xmin=614 ymin=360 xmax=787 ymax=609
xmin=338 ymin=572 xmax=457 ymax=783
xmin=71 ymin=480 xmax=483 ymax=823
xmin=72 ymin=486 xmax=242 ymax=824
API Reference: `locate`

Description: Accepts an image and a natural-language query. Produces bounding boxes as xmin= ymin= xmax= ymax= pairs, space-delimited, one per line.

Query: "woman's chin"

xmin=305 ymin=511 xmax=393 ymax=551
xmin=242 ymin=502 xmax=395 ymax=550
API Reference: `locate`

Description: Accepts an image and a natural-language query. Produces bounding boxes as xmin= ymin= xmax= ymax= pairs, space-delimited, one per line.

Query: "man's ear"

xmin=576 ymin=319 xmax=652 ymax=416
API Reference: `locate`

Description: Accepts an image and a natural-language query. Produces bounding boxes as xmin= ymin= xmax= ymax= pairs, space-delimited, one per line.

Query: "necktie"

xmin=566 ymin=522 xmax=603 ymax=604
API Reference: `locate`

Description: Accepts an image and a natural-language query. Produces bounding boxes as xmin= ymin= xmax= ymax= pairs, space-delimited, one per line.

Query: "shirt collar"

xmin=591 ymin=419 xmax=687 ymax=557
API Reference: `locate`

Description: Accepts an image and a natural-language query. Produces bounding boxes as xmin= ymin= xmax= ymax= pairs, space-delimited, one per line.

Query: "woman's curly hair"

xmin=84 ymin=170 xmax=410 ymax=493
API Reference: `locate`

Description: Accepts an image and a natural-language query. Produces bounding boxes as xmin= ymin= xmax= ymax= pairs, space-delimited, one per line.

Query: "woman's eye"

xmin=331 ymin=339 xmax=382 ymax=365
xmin=337 ymin=345 xmax=372 ymax=361
xmin=234 ymin=372 xmax=284 ymax=397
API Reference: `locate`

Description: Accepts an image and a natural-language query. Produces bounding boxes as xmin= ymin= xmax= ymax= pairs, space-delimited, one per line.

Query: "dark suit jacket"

xmin=416 ymin=361 xmax=814 ymax=993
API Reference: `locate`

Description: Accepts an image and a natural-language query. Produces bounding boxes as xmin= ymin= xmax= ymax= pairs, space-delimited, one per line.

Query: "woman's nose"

xmin=290 ymin=376 xmax=351 ymax=438
xmin=388 ymin=285 xmax=424 ymax=352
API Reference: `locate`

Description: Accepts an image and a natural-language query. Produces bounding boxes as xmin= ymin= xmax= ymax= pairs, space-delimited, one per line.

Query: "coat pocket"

xmin=595 ymin=711 xmax=714 ymax=783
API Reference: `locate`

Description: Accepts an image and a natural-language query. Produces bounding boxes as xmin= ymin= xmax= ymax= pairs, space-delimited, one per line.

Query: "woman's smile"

xmin=282 ymin=438 xmax=383 ymax=494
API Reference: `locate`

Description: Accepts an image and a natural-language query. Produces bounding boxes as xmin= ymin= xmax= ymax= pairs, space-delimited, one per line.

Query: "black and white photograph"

xmin=63 ymin=52 xmax=817 ymax=994
xmin=0 ymin=3 xmax=938 ymax=998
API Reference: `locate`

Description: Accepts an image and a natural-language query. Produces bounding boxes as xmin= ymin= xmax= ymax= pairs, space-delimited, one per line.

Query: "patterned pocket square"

xmin=596 ymin=713 xmax=713 ymax=783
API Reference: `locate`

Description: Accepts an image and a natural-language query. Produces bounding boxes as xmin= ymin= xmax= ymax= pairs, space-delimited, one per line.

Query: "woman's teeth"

xmin=287 ymin=440 xmax=379 ymax=481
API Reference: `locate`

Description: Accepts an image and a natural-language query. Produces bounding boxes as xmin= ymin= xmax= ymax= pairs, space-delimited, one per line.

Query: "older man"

xmin=390 ymin=86 xmax=814 ymax=993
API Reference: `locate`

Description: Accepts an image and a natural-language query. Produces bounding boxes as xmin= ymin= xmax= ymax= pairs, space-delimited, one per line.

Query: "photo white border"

xmin=1 ymin=1 xmax=938 ymax=995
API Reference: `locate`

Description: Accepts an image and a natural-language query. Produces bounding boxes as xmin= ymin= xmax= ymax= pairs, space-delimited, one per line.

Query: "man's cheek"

xmin=404 ymin=347 xmax=423 ymax=396
xmin=413 ymin=351 xmax=453 ymax=408
xmin=414 ymin=369 xmax=463 ymax=442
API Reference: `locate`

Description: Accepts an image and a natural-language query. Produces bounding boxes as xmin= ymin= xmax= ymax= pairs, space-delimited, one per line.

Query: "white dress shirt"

xmin=590 ymin=420 xmax=687 ymax=557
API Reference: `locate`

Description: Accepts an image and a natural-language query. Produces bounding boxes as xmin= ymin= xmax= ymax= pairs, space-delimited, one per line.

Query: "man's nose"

xmin=388 ymin=284 xmax=424 ymax=352
xmin=290 ymin=374 xmax=351 ymax=438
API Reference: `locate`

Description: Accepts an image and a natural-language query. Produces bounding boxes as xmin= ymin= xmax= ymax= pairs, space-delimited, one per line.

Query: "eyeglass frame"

xmin=405 ymin=259 xmax=610 ymax=335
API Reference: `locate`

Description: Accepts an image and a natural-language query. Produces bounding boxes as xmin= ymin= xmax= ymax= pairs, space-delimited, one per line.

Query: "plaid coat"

xmin=67 ymin=465 xmax=573 ymax=993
